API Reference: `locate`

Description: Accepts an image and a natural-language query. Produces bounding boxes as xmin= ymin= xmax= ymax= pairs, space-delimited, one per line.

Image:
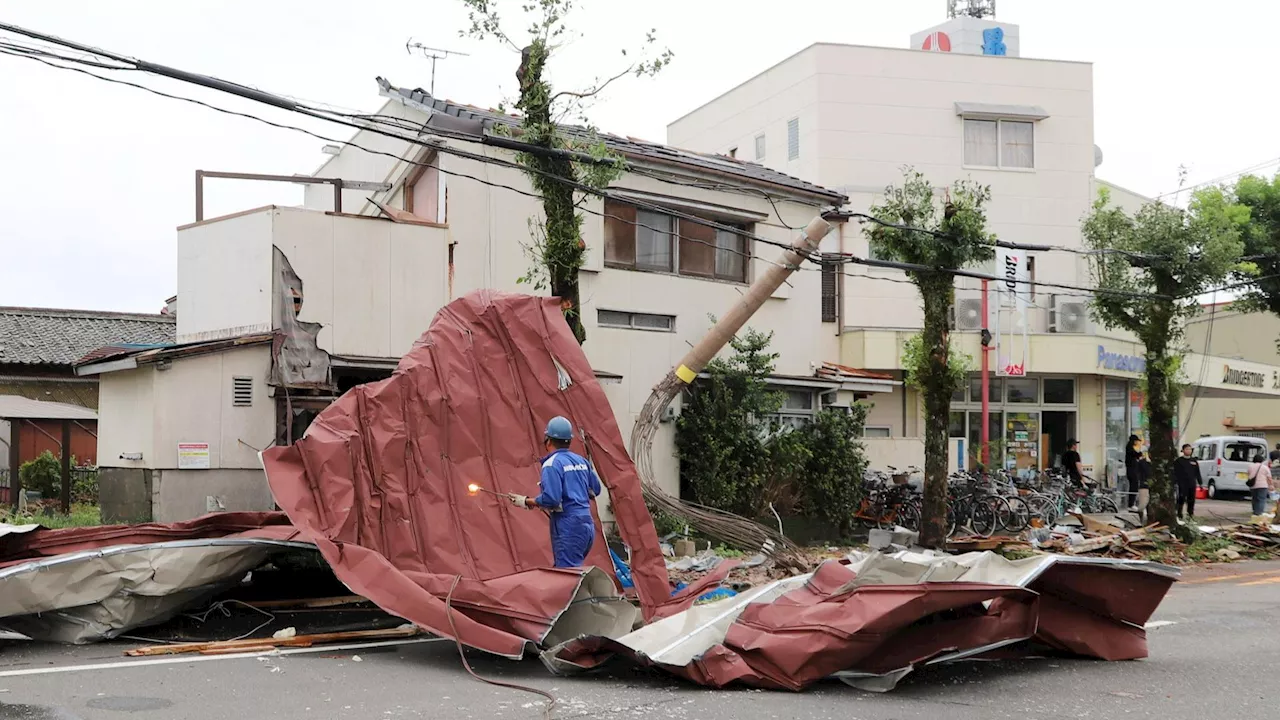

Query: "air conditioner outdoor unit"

xmin=951 ymin=298 xmax=985 ymax=331
xmin=1049 ymin=295 xmax=1089 ymax=333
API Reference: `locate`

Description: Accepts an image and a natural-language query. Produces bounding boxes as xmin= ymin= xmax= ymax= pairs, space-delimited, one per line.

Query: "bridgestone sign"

xmin=1223 ymin=365 xmax=1265 ymax=388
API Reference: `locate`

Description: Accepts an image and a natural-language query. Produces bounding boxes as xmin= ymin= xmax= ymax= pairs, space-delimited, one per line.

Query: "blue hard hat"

xmin=545 ymin=416 xmax=573 ymax=441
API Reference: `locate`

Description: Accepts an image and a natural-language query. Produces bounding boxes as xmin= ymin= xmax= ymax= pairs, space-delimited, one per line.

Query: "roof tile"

xmin=0 ymin=307 xmax=176 ymax=367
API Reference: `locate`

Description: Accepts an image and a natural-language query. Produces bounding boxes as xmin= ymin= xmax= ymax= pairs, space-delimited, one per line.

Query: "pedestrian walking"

xmin=1247 ymin=453 xmax=1273 ymax=518
xmin=1173 ymin=443 xmax=1200 ymax=521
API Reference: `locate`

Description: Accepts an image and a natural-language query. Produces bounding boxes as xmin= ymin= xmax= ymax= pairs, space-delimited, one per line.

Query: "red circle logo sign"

xmin=922 ymin=32 xmax=952 ymax=52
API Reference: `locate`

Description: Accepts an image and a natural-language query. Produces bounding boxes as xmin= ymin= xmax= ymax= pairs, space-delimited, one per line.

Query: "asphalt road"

xmin=3 ymin=555 xmax=1280 ymax=720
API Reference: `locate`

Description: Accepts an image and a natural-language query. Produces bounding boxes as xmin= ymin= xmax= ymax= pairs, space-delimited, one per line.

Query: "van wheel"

xmin=1207 ymin=480 xmax=1217 ymax=499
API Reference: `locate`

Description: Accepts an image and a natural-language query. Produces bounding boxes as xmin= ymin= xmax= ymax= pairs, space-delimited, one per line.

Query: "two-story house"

xmin=80 ymin=78 xmax=906 ymax=523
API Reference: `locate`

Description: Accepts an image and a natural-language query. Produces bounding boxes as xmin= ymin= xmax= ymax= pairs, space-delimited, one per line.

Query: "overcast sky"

xmin=2 ymin=1 xmax=1277 ymax=313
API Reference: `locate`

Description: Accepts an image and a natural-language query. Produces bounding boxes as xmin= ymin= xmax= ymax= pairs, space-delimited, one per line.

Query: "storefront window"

xmin=949 ymin=412 xmax=965 ymax=438
xmin=968 ymin=411 xmax=1004 ymax=468
xmin=969 ymin=377 xmax=1003 ymax=404
xmin=1105 ymin=379 xmax=1128 ymax=486
xmin=1129 ymin=387 xmax=1146 ymax=442
xmin=1006 ymin=378 xmax=1038 ymax=404
xmin=1043 ymin=378 xmax=1075 ymax=404
xmin=1005 ymin=411 xmax=1040 ymax=476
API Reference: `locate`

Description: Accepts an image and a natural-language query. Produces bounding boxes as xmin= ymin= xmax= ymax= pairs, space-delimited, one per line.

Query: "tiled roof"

xmin=0 ymin=307 xmax=176 ymax=367
xmin=375 ymin=77 xmax=847 ymax=204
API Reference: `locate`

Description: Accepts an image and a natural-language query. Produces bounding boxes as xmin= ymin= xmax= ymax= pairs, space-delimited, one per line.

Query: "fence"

xmin=0 ymin=466 xmax=98 ymax=507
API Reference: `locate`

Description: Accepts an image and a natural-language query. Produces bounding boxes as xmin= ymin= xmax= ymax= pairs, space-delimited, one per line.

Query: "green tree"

xmin=675 ymin=328 xmax=784 ymax=516
xmin=1082 ymin=187 xmax=1250 ymax=532
xmin=865 ymin=169 xmax=995 ymax=548
xmin=1217 ymin=173 xmax=1280 ymax=345
xmin=459 ymin=0 xmax=671 ymax=343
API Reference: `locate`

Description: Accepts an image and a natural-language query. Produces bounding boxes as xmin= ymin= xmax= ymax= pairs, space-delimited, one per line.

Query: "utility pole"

xmin=980 ymin=279 xmax=991 ymax=469
xmin=405 ymin=40 xmax=470 ymax=96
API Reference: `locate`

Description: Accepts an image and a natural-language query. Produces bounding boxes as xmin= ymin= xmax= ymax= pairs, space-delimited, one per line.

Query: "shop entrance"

xmin=1042 ymin=411 xmax=1076 ymax=470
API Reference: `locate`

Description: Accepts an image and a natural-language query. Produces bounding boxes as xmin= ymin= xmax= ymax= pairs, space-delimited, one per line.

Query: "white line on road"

xmin=1144 ymin=620 xmax=1177 ymax=629
xmin=0 ymin=637 xmax=448 ymax=678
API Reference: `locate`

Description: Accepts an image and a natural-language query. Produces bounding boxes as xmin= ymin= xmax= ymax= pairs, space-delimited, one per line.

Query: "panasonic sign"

xmin=1097 ymin=346 xmax=1146 ymax=373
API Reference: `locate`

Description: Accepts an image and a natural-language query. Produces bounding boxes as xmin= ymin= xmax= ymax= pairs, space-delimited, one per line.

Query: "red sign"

xmin=922 ymin=32 xmax=952 ymax=52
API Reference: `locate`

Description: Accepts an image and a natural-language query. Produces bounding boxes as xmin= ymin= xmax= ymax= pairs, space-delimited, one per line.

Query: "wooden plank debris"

xmin=124 ymin=625 xmax=419 ymax=657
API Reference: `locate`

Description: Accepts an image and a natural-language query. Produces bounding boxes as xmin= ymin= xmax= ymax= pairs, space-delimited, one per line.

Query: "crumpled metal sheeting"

xmin=0 ymin=512 xmax=298 ymax=566
xmin=545 ymin=551 xmax=1179 ymax=691
xmin=0 ymin=537 xmax=312 ymax=644
xmin=261 ymin=293 xmax=701 ymax=659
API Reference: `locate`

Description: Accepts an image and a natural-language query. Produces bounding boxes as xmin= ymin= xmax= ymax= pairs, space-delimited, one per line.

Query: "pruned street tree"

xmin=865 ymin=169 xmax=995 ymax=548
xmin=1082 ymin=186 xmax=1250 ymax=533
xmin=459 ymin=0 xmax=672 ymax=343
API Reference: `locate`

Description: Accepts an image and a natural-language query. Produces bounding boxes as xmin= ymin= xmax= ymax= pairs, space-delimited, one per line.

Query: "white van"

xmin=1192 ymin=436 xmax=1270 ymax=498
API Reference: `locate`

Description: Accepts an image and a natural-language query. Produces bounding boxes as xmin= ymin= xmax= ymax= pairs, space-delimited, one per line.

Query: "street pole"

xmin=980 ymin=279 xmax=990 ymax=469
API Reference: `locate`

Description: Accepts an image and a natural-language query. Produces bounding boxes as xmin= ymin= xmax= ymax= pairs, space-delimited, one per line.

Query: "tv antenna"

xmin=405 ymin=40 xmax=470 ymax=96
xmin=948 ymin=0 xmax=996 ymax=18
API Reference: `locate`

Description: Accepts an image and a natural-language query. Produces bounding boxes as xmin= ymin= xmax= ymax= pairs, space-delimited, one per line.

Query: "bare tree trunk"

xmin=917 ymin=276 xmax=954 ymax=549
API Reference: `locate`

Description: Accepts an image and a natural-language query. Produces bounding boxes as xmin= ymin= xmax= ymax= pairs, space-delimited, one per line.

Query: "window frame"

xmin=603 ymin=199 xmax=751 ymax=283
xmin=786 ymin=117 xmax=800 ymax=161
xmin=766 ymin=385 xmax=819 ymax=430
xmin=962 ymin=118 xmax=1036 ymax=171
xmin=1041 ymin=377 xmax=1076 ymax=405
xmin=864 ymin=426 xmax=892 ymax=438
xmin=596 ymin=309 xmax=676 ymax=333
xmin=755 ymin=134 xmax=766 ymax=160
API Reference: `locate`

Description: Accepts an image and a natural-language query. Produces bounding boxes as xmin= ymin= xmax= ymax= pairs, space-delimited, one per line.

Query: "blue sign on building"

xmin=1097 ymin=346 xmax=1146 ymax=373
xmin=982 ymin=27 xmax=1007 ymax=56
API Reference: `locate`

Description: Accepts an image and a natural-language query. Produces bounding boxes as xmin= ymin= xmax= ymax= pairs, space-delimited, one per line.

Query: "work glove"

xmin=508 ymin=493 xmax=529 ymax=509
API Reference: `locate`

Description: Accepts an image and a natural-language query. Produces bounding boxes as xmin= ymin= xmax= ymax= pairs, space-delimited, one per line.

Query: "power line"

xmin=5 ymin=28 xmax=1274 ymax=307
xmin=1156 ymin=157 xmax=1280 ymax=200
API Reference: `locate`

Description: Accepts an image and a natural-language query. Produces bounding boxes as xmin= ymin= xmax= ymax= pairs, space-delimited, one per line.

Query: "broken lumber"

xmin=245 ymin=595 xmax=368 ymax=610
xmin=1068 ymin=512 xmax=1122 ymax=536
xmin=125 ymin=625 xmax=419 ymax=657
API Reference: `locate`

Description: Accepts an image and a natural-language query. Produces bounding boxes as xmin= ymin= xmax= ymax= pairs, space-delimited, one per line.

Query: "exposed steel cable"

xmin=444 ymin=575 xmax=557 ymax=720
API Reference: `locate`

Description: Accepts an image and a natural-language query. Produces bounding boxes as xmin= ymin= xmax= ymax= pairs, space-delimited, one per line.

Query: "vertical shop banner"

xmin=994 ymin=249 xmax=1030 ymax=376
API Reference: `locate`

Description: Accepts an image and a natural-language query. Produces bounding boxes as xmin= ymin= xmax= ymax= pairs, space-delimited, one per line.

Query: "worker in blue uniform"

xmin=508 ymin=416 xmax=602 ymax=567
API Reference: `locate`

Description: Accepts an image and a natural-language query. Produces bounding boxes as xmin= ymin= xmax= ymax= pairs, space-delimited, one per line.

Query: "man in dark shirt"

xmin=1061 ymin=439 xmax=1085 ymax=485
xmin=1173 ymin=443 xmax=1201 ymax=521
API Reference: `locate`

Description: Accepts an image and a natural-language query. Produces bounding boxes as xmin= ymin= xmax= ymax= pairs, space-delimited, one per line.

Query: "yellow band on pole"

xmin=675 ymin=365 xmax=697 ymax=384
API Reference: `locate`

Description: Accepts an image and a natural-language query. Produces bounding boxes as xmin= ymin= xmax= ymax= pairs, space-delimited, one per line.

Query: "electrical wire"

xmin=444 ymin=575 xmax=555 ymax=720
xmin=1156 ymin=157 xmax=1280 ymax=200
xmin=0 ymin=30 xmax=1262 ymax=305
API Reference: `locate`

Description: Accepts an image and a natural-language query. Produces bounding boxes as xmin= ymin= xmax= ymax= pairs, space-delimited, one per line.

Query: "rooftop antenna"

xmin=948 ymin=0 xmax=996 ymax=18
xmin=405 ymin=40 xmax=470 ymax=96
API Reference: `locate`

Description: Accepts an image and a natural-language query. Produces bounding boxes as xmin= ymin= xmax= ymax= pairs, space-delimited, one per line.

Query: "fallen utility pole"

xmin=631 ymin=216 xmax=833 ymax=570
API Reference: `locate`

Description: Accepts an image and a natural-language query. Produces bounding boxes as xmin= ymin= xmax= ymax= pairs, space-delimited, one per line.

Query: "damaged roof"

xmin=375 ymin=77 xmax=846 ymax=204
xmin=0 ymin=307 xmax=175 ymax=367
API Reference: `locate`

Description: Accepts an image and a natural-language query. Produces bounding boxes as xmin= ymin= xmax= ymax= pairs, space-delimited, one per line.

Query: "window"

xmin=755 ymin=134 xmax=766 ymax=160
xmin=820 ymin=255 xmax=839 ymax=323
xmin=969 ymin=376 xmax=1003 ymax=404
xmin=773 ymin=388 xmax=817 ymax=430
xmin=865 ymin=426 xmax=892 ymax=438
xmin=949 ymin=412 xmax=966 ymax=438
xmin=951 ymin=384 xmax=967 ymax=403
xmin=232 ymin=377 xmax=253 ymax=407
xmin=636 ymin=210 xmax=674 ymax=271
xmin=787 ymin=118 xmax=800 ymax=160
xmin=963 ymin=119 xmax=1034 ymax=169
xmin=1226 ymin=442 xmax=1266 ymax=463
xmin=597 ymin=309 xmax=675 ymax=332
xmin=604 ymin=199 xmax=750 ymax=282
xmin=1006 ymin=377 xmax=1038 ymax=404
xmin=1196 ymin=444 xmax=1217 ymax=461
xmin=1043 ymin=378 xmax=1075 ymax=404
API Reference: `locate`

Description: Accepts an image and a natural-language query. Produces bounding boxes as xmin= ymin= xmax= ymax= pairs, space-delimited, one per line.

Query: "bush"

xmin=19 ymin=451 xmax=61 ymax=499
xmin=795 ymin=405 xmax=869 ymax=538
xmin=676 ymin=328 xmax=869 ymax=539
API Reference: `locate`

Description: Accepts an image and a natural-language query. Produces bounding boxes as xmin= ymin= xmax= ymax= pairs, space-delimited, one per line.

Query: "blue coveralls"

xmin=532 ymin=448 xmax=602 ymax=567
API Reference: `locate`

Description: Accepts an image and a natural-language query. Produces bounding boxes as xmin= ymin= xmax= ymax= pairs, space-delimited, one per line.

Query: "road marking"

xmin=0 ymin=637 xmax=447 ymax=678
xmin=1143 ymin=620 xmax=1177 ymax=629
xmin=1239 ymin=575 xmax=1280 ymax=586
xmin=1181 ymin=568 xmax=1280 ymax=585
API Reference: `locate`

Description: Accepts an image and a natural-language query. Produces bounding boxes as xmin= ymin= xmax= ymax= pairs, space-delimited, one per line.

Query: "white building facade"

xmin=667 ymin=17 xmax=1280 ymax=483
